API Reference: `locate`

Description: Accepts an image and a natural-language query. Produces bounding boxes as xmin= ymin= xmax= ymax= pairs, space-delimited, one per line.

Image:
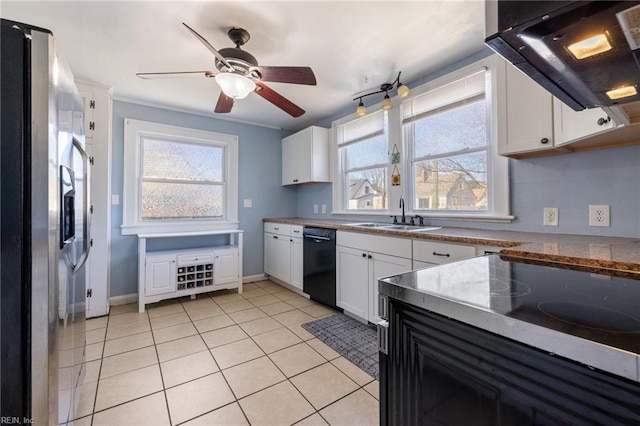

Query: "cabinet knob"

xmin=540 ymin=138 xmax=549 ymax=144
xmin=273 ymin=235 xmax=278 ymax=239
xmin=597 ymin=116 xmax=611 ymax=126
xmin=368 ymin=254 xmax=372 ymax=259
xmin=362 ymin=253 xmax=367 ymax=258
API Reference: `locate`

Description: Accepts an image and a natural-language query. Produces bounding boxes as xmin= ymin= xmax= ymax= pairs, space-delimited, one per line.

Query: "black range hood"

xmin=485 ymin=1 xmax=640 ymax=111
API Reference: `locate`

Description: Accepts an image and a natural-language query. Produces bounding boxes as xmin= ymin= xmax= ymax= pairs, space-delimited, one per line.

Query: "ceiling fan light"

xmin=215 ymin=73 xmax=256 ymax=99
xmin=397 ymin=83 xmax=411 ymax=99
xmin=356 ymin=100 xmax=367 ymax=117
xmin=382 ymin=94 xmax=393 ymax=111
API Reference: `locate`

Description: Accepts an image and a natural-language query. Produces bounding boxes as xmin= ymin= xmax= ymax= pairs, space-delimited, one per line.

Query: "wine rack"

xmin=176 ymin=262 xmax=214 ymax=291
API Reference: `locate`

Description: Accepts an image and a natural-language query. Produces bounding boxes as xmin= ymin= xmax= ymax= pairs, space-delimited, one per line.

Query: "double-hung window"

xmin=402 ymin=60 xmax=508 ymax=218
xmin=122 ymin=119 xmax=238 ymax=234
xmin=334 ymin=110 xmax=389 ymax=211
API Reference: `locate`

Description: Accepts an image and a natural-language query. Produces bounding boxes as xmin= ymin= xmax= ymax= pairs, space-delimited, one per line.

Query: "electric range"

xmin=378 ymin=254 xmax=640 ymax=380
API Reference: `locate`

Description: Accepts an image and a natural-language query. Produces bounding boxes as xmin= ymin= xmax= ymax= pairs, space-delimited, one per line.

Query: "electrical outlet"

xmin=589 ymin=205 xmax=610 ymax=227
xmin=321 ymin=204 xmax=327 ymax=214
xmin=313 ymin=204 xmax=319 ymax=213
xmin=543 ymin=207 xmax=558 ymax=226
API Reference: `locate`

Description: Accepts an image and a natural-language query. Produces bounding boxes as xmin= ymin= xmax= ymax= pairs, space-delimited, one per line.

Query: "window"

xmin=122 ymin=119 xmax=238 ymax=235
xmin=402 ymin=59 xmax=509 ymax=219
xmin=334 ymin=110 xmax=389 ymax=212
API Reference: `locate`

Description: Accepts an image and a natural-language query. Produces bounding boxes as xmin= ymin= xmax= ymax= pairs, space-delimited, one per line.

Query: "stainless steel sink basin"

xmin=346 ymin=222 xmax=388 ymax=228
xmin=409 ymin=226 xmax=442 ymax=232
xmin=346 ymin=222 xmax=441 ymax=232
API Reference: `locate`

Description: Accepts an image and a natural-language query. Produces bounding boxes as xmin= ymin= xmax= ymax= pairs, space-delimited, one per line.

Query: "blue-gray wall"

xmin=110 ymin=101 xmax=296 ymax=297
xmin=296 ymin=144 xmax=640 ymax=238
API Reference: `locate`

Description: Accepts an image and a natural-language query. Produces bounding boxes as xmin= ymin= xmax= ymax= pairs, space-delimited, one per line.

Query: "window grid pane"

xmin=412 ymin=98 xmax=487 ymax=159
xmin=141 ymin=181 xmax=224 ymax=219
xmin=346 ymin=168 xmax=388 ymax=210
xmin=413 ymin=151 xmax=487 ymax=211
xmin=142 ymin=137 xmax=224 ymax=182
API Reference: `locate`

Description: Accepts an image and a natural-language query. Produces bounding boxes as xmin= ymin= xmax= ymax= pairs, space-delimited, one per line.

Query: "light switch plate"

xmin=111 ymin=194 xmax=120 ymax=205
xmin=321 ymin=204 xmax=327 ymax=214
xmin=243 ymin=199 xmax=252 ymax=208
xmin=314 ymin=204 xmax=319 ymax=213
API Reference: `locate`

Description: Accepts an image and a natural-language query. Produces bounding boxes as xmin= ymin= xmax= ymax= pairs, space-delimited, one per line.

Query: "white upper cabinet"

xmin=501 ymin=63 xmax=554 ymax=155
xmin=553 ymin=98 xmax=616 ymax=146
xmin=497 ymin=58 xmax=620 ymax=157
xmin=282 ymin=126 xmax=330 ymax=185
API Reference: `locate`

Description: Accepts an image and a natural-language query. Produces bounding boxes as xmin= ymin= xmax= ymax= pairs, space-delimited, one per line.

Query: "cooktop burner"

xmin=496 ymin=257 xmax=640 ymax=354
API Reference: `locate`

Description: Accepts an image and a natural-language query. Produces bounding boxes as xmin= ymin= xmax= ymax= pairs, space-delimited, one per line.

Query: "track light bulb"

xmin=397 ymin=83 xmax=411 ymax=99
xmin=356 ymin=99 xmax=367 ymax=117
xmin=382 ymin=94 xmax=393 ymax=111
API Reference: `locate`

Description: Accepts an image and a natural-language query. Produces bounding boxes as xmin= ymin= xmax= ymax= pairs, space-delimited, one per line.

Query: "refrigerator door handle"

xmin=71 ymin=137 xmax=91 ymax=274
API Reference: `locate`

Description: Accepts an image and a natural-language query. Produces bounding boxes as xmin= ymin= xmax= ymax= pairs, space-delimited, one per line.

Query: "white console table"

xmin=137 ymin=230 xmax=243 ymax=313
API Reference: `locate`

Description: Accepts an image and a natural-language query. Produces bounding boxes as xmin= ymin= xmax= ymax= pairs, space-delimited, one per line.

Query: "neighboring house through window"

xmin=121 ymin=119 xmax=239 ymax=235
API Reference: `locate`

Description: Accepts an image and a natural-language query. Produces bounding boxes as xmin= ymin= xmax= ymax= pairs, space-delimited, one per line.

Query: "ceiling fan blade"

xmin=182 ymin=22 xmax=233 ymax=70
xmin=254 ymin=82 xmax=305 ymax=117
xmin=214 ymin=92 xmax=234 ymax=113
xmin=136 ymin=71 xmax=215 ymax=79
xmin=252 ymin=66 xmax=317 ymax=85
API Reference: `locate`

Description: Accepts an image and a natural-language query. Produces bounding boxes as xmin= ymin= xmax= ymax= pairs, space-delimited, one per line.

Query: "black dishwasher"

xmin=303 ymin=227 xmax=337 ymax=309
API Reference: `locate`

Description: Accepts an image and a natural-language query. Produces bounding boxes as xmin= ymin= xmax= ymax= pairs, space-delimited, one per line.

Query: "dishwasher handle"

xmin=303 ymin=234 xmax=331 ymax=241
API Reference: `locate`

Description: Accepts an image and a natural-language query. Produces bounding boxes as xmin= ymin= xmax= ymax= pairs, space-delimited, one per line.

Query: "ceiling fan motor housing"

xmin=216 ymin=47 xmax=258 ymax=74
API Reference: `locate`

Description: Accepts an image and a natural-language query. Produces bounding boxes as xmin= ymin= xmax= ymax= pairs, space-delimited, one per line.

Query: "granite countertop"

xmin=263 ymin=217 xmax=640 ymax=275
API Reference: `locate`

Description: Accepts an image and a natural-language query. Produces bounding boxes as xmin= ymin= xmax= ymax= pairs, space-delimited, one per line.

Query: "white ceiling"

xmin=1 ymin=1 xmax=487 ymax=131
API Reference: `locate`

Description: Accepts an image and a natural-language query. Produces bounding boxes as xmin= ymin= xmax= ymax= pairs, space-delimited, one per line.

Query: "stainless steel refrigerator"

xmin=1 ymin=19 xmax=91 ymax=424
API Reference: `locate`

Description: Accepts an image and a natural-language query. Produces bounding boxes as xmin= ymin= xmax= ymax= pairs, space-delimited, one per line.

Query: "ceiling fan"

xmin=136 ymin=23 xmax=317 ymax=117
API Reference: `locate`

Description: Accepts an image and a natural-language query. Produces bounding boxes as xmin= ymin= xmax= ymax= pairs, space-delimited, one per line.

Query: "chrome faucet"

xmin=399 ymin=196 xmax=406 ymax=224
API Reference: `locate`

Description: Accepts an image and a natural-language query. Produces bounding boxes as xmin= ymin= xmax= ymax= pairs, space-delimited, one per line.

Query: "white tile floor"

xmin=75 ymin=280 xmax=380 ymax=425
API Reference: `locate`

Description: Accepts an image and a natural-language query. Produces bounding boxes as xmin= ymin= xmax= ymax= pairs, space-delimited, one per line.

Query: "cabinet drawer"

xmin=413 ymin=240 xmax=476 ymax=265
xmin=265 ymin=222 xmax=291 ymax=235
xmin=337 ymin=231 xmax=411 ymax=258
xmin=177 ymin=252 xmax=214 ymax=265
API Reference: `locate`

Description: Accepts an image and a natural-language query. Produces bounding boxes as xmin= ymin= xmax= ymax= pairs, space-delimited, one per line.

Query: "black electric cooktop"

xmin=380 ymin=255 xmax=640 ymax=356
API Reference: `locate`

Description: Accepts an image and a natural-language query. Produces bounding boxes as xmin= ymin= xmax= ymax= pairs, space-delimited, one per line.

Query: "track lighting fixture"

xmin=352 ymin=71 xmax=411 ymax=116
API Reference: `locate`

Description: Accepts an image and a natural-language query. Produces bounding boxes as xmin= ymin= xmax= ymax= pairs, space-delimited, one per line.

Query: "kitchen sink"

xmin=408 ymin=226 xmax=442 ymax=232
xmin=346 ymin=222 xmax=389 ymax=228
xmin=347 ymin=222 xmax=442 ymax=232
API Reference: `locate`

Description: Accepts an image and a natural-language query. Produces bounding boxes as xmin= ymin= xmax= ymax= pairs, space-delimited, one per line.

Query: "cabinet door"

xmin=553 ymin=98 xmax=616 ymax=146
xmin=282 ymin=137 xmax=297 ymax=185
xmin=273 ymin=234 xmax=292 ymax=282
xmin=214 ymin=248 xmax=239 ymax=285
xmin=336 ymin=245 xmax=369 ymax=320
xmin=369 ymin=253 xmax=412 ymax=323
xmin=264 ymin=233 xmax=278 ymax=277
xmin=145 ymin=254 xmax=176 ymax=296
xmin=294 ymin=129 xmax=313 ymax=184
xmin=501 ymin=64 xmax=554 ymax=155
xmin=290 ymin=237 xmax=304 ymax=291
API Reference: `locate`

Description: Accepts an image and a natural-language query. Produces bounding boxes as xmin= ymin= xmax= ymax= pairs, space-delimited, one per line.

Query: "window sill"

xmin=121 ymin=221 xmax=239 ymax=236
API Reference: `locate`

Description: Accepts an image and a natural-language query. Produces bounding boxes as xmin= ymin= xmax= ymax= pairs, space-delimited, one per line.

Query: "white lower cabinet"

xmin=264 ymin=223 xmax=304 ymax=291
xmin=290 ymin=237 xmax=303 ymax=291
xmin=413 ymin=240 xmax=477 ymax=267
xmin=336 ymin=231 xmax=412 ymax=323
xmin=144 ymin=253 xmax=177 ymax=296
xmin=142 ymin=246 xmax=239 ymax=308
xmin=214 ymin=247 xmax=240 ymax=285
xmin=336 ymin=246 xmax=369 ymax=320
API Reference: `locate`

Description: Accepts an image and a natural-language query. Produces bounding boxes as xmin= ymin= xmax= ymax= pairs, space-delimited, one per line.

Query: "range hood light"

xmin=567 ymin=33 xmax=612 ymax=60
xmin=606 ymin=85 xmax=638 ymax=100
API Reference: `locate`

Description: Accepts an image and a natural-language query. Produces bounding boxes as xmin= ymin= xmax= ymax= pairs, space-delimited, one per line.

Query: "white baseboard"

xmin=110 ymin=293 xmax=137 ymax=306
xmin=110 ymin=275 xmax=268 ymax=306
xmin=243 ymin=274 xmax=268 ymax=284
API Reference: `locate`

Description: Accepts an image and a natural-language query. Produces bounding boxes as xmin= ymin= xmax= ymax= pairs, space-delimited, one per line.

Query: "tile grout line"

xmin=89 ymin=282 xmax=376 ymax=426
